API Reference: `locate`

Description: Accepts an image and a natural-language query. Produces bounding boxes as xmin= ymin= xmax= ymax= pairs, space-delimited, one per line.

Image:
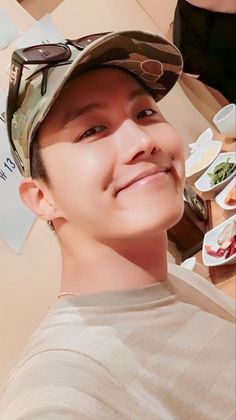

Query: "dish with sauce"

xmin=185 ymin=141 xmax=222 ymax=181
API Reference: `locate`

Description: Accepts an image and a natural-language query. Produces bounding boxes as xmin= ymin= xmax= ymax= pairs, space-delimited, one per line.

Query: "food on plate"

xmin=207 ymin=158 xmax=236 ymax=186
xmin=205 ymin=218 xmax=236 ymax=259
xmin=218 ymin=222 xmax=236 ymax=249
xmin=224 ymin=184 xmax=236 ymax=205
xmin=188 ymin=143 xmax=219 ymax=175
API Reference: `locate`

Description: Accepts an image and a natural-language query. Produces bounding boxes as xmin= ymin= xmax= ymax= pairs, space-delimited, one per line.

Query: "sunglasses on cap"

xmin=6 ymin=32 xmax=110 ymax=175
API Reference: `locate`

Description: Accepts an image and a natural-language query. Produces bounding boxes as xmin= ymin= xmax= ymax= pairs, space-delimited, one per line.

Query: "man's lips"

xmin=115 ymin=167 xmax=171 ymax=195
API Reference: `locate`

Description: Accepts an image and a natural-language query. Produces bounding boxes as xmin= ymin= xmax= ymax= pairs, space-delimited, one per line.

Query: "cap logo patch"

xmin=140 ymin=59 xmax=163 ymax=82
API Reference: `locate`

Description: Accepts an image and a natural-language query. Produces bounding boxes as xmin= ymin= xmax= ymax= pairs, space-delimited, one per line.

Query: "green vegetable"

xmin=207 ymin=158 xmax=236 ymax=186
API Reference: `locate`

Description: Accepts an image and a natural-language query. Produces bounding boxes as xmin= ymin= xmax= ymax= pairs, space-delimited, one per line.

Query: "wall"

xmin=137 ymin=0 xmax=178 ymax=37
xmin=0 ymin=0 xmax=220 ymax=396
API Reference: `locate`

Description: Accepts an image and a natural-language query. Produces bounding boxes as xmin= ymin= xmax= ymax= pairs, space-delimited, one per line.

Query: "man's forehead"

xmin=41 ymin=67 xmax=155 ymax=133
xmin=62 ymin=86 xmax=152 ymax=127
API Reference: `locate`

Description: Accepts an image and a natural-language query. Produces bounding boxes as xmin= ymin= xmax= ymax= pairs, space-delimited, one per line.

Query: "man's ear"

xmin=19 ymin=177 xmax=64 ymax=222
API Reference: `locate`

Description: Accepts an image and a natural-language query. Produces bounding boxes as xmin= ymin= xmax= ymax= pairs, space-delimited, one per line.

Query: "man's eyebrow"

xmin=128 ymin=87 xmax=150 ymax=101
xmin=62 ymin=103 xmax=105 ymax=126
xmin=62 ymin=87 xmax=150 ymax=126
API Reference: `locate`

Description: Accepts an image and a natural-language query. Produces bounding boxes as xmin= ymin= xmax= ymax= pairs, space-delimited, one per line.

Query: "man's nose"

xmin=116 ymin=120 xmax=157 ymax=164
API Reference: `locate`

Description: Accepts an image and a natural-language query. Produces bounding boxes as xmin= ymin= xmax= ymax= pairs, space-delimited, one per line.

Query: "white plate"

xmin=185 ymin=141 xmax=222 ymax=183
xmin=202 ymin=215 xmax=236 ymax=266
xmin=215 ymin=177 xmax=236 ymax=210
xmin=188 ymin=128 xmax=213 ymax=152
xmin=194 ymin=152 xmax=236 ymax=193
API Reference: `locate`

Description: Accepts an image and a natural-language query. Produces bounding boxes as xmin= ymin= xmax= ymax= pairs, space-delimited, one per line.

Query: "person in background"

xmin=0 ymin=30 xmax=235 ymax=419
xmin=173 ymin=0 xmax=236 ymax=103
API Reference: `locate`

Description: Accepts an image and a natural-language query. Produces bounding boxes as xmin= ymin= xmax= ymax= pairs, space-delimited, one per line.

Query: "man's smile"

xmin=114 ymin=165 xmax=172 ymax=196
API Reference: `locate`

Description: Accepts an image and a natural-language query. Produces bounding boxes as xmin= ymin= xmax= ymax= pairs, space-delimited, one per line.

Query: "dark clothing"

xmin=173 ymin=0 xmax=236 ymax=103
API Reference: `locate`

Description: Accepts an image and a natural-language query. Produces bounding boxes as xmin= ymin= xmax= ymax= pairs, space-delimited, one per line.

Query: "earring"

xmin=47 ymin=220 xmax=55 ymax=232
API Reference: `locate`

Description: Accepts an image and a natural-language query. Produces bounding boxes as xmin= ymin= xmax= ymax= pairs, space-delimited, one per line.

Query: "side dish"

xmin=224 ymin=185 xmax=236 ymax=206
xmin=188 ymin=144 xmax=219 ymax=176
xmin=207 ymin=159 xmax=236 ymax=187
xmin=194 ymin=152 xmax=236 ymax=194
xmin=205 ymin=218 xmax=236 ymax=260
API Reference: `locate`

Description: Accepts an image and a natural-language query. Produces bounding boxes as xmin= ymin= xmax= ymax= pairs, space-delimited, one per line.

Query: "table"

xmin=195 ymin=136 xmax=236 ymax=291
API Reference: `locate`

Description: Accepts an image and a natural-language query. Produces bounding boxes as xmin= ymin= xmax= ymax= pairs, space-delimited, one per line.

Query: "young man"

xmin=1 ymin=31 xmax=235 ymax=419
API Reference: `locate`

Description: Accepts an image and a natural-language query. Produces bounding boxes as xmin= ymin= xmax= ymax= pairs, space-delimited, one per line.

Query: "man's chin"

xmin=112 ymin=216 xmax=183 ymax=240
xmin=168 ymin=201 xmax=185 ymax=228
xmin=146 ymin=204 xmax=185 ymax=237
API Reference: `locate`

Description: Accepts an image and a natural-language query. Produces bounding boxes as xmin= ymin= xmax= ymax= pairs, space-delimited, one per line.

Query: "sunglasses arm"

xmin=6 ymin=54 xmax=25 ymax=173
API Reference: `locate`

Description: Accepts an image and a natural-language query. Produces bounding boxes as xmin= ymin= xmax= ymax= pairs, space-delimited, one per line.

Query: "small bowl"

xmin=213 ymin=103 xmax=236 ymax=139
xmin=202 ymin=215 xmax=236 ymax=267
xmin=185 ymin=141 xmax=222 ymax=184
xmin=194 ymin=152 xmax=236 ymax=193
xmin=215 ymin=177 xmax=236 ymax=210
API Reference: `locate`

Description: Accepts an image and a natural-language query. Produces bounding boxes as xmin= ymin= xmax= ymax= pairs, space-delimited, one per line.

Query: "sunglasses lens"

xmin=22 ymin=44 xmax=70 ymax=63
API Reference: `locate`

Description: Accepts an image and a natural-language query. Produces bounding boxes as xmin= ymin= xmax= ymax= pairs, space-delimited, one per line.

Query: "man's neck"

xmin=59 ymin=233 xmax=168 ymax=297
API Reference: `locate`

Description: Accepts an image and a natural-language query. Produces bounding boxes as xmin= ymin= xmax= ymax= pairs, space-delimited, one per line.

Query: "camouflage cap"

xmin=8 ymin=30 xmax=183 ymax=177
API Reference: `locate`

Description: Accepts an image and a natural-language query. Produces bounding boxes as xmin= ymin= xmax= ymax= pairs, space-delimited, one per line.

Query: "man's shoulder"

xmin=167 ymin=263 xmax=235 ymax=322
xmin=0 ymin=302 xmax=114 ymax=419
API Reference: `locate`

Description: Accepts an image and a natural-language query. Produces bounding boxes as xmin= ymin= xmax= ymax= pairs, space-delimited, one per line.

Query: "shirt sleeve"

xmin=0 ymin=350 xmax=121 ymax=420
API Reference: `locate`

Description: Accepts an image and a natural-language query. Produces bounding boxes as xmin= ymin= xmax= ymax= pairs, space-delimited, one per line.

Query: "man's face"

xmin=38 ymin=67 xmax=185 ymax=241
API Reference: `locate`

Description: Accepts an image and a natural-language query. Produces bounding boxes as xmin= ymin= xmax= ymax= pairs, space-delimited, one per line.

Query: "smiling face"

xmin=35 ymin=67 xmax=185 ymax=242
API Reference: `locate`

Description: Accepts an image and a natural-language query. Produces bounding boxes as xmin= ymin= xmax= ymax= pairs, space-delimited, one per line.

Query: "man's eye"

xmin=137 ymin=109 xmax=157 ymax=119
xmin=80 ymin=126 xmax=106 ymax=140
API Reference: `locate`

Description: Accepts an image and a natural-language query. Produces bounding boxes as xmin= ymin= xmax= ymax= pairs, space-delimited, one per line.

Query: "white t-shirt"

xmin=0 ymin=264 xmax=235 ymax=419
